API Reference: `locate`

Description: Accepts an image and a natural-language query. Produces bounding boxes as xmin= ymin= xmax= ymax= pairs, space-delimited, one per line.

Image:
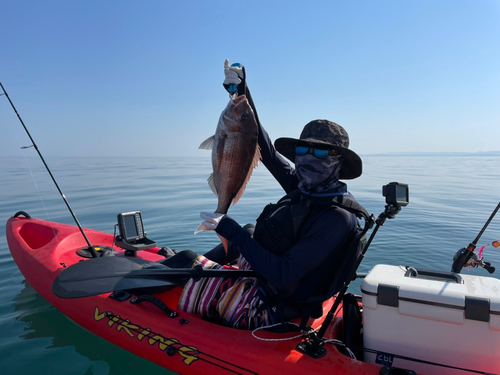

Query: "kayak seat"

xmin=294 ymin=223 xmax=367 ymax=330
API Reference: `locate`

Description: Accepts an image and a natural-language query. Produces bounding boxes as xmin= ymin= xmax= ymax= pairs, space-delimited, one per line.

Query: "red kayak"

xmin=6 ymin=213 xmax=384 ymax=375
xmin=8 ymin=213 xmax=500 ymax=375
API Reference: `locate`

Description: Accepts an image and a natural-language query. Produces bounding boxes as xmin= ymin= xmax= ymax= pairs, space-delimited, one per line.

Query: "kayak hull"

xmin=7 ymin=215 xmax=382 ymax=375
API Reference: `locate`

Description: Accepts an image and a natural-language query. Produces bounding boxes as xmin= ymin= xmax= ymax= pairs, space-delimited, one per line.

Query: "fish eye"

xmin=242 ymin=113 xmax=249 ymax=120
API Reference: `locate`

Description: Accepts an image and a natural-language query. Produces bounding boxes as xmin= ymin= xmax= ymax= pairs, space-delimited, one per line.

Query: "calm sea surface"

xmin=1 ymin=155 xmax=499 ymax=374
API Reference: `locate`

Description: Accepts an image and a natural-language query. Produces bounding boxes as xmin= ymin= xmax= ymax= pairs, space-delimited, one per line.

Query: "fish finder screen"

xmin=124 ymin=215 xmax=138 ymax=238
xmin=118 ymin=212 xmax=145 ymax=242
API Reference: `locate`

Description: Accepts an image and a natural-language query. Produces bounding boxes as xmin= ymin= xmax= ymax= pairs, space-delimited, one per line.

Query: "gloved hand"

xmin=200 ymin=212 xmax=226 ymax=230
xmin=223 ymin=59 xmax=244 ymax=94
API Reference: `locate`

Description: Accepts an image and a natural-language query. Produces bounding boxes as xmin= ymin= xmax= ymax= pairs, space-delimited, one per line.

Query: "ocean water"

xmin=1 ymin=155 xmax=499 ymax=375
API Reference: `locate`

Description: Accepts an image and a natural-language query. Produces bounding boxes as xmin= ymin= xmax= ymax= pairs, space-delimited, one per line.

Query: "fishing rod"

xmin=0 ymin=82 xmax=99 ymax=258
xmin=451 ymin=201 xmax=500 ymax=273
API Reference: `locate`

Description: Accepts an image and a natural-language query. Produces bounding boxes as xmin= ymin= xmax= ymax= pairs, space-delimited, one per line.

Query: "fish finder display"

xmin=124 ymin=215 xmax=138 ymax=237
xmin=117 ymin=211 xmax=145 ymax=242
xmin=115 ymin=211 xmax=157 ymax=253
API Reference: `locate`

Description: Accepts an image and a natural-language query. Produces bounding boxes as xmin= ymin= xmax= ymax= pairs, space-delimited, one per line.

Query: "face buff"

xmin=295 ymin=154 xmax=343 ymax=193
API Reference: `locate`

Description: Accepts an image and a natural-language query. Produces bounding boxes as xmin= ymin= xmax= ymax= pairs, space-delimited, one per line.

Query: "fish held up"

xmin=195 ymin=94 xmax=261 ymax=237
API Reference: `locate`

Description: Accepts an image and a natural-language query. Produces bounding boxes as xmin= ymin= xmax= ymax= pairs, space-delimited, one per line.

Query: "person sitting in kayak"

xmin=163 ymin=61 xmax=362 ymax=330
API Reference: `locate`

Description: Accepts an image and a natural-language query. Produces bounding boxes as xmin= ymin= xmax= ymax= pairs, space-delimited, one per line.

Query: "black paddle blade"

xmin=52 ymin=256 xmax=184 ymax=299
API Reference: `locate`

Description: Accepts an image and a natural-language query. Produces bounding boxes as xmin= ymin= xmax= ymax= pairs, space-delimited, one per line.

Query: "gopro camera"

xmin=382 ymin=182 xmax=409 ymax=207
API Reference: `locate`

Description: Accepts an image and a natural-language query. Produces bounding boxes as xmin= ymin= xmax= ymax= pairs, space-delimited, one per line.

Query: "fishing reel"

xmin=452 ymin=247 xmax=495 ymax=274
xmin=451 ymin=201 xmax=499 ymax=274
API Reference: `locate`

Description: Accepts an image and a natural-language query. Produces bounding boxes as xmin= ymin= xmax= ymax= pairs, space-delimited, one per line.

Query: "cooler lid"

xmin=361 ymin=264 xmax=500 ymax=320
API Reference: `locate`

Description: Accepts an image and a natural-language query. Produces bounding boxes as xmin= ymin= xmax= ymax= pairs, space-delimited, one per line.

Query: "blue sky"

xmin=1 ymin=0 xmax=499 ymax=157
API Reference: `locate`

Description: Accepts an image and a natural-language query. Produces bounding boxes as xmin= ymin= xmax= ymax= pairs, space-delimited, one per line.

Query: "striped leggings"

xmin=177 ymin=255 xmax=274 ymax=330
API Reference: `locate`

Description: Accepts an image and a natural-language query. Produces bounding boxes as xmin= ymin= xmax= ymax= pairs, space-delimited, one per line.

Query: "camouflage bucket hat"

xmin=274 ymin=119 xmax=362 ymax=180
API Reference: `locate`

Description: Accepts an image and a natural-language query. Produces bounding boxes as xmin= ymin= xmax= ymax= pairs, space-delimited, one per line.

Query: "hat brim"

xmin=274 ymin=137 xmax=362 ymax=180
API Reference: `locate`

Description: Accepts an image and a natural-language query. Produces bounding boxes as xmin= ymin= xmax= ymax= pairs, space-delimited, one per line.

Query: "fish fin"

xmin=207 ymin=173 xmax=218 ymax=197
xmin=232 ymin=144 xmax=261 ymax=206
xmin=195 ymin=225 xmax=226 ymax=254
xmin=254 ymin=144 xmax=262 ymax=165
xmin=199 ymin=135 xmax=215 ymax=150
xmin=218 ymin=234 xmax=229 ymax=255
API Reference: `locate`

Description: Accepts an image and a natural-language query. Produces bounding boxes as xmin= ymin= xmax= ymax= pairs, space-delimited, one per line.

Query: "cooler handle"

xmin=404 ymin=267 xmax=463 ymax=284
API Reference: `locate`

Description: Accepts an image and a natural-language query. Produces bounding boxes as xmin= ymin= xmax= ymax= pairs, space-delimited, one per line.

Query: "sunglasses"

xmin=295 ymin=146 xmax=337 ymax=160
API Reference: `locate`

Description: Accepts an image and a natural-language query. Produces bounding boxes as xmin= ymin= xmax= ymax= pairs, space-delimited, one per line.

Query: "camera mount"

xmin=297 ymin=182 xmax=409 ymax=358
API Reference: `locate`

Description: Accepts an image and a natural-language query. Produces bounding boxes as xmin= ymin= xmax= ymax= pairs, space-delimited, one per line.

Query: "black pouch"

xmin=342 ymin=293 xmax=364 ymax=360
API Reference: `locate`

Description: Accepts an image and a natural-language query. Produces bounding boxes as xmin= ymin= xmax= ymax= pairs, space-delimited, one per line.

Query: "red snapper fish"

xmin=195 ymin=95 xmax=261 ymax=239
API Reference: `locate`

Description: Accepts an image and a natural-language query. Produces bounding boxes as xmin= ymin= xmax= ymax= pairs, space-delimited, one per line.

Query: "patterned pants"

xmin=178 ymin=255 xmax=274 ymax=330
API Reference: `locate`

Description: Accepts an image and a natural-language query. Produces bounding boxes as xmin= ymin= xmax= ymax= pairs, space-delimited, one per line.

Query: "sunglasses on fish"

xmin=295 ymin=146 xmax=337 ymax=160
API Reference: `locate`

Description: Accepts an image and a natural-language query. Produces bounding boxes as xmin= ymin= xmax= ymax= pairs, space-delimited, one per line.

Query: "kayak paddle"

xmin=52 ymin=256 xmax=255 ymax=299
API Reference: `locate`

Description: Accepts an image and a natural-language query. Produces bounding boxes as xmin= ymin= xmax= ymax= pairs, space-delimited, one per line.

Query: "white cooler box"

xmin=361 ymin=264 xmax=500 ymax=375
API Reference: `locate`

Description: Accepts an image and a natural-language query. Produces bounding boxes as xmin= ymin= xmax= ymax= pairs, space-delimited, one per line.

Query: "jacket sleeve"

xmin=245 ymin=86 xmax=298 ymax=194
xmin=216 ymin=208 xmax=356 ymax=289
